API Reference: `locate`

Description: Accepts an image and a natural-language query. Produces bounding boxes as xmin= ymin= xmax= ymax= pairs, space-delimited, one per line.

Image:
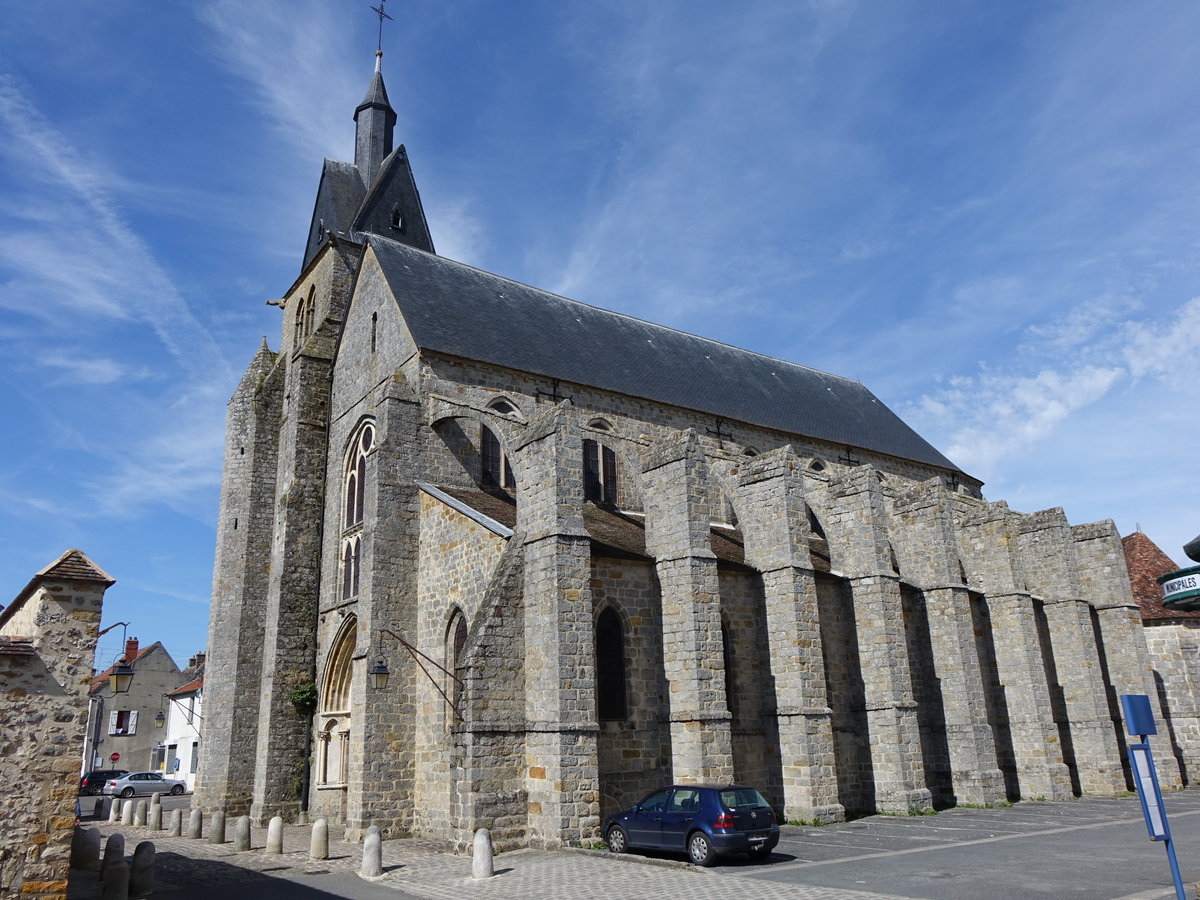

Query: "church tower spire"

xmin=354 ymin=50 xmax=397 ymax=190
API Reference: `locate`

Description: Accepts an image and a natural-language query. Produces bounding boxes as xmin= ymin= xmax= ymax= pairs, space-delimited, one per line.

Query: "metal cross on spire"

xmin=370 ymin=0 xmax=393 ymax=54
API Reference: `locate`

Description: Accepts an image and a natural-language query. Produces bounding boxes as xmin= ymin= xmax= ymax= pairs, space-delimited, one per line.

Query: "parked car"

xmin=604 ymin=784 xmax=779 ymax=866
xmin=103 ymin=771 xmax=187 ymax=798
xmin=80 ymin=769 xmax=128 ymax=795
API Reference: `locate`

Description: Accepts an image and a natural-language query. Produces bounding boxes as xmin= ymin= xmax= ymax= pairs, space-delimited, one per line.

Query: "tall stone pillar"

xmin=892 ymin=482 xmax=1005 ymax=806
xmin=1017 ymin=509 xmax=1125 ymax=796
xmin=737 ymin=447 xmax=843 ymax=822
xmin=955 ymin=500 xmax=1072 ymax=801
xmin=195 ymin=342 xmax=280 ymax=815
xmin=515 ymin=402 xmax=599 ymax=848
xmin=344 ymin=373 xmax=424 ymax=839
xmin=251 ymin=346 xmax=333 ymax=823
xmin=642 ymin=430 xmax=734 ymax=784
xmin=1072 ymin=521 xmax=1181 ymax=788
xmin=824 ymin=467 xmax=930 ymax=813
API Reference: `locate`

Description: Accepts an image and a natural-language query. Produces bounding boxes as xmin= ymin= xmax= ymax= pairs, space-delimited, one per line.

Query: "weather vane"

xmin=370 ymin=0 xmax=393 ymax=54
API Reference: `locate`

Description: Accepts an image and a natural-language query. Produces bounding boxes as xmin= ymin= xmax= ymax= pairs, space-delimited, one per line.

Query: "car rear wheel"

xmin=606 ymin=825 xmax=628 ymax=854
xmin=120 ymin=787 xmax=135 ymax=798
xmin=687 ymin=831 xmax=715 ymax=867
xmin=170 ymin=784 xmax=184 ymax=795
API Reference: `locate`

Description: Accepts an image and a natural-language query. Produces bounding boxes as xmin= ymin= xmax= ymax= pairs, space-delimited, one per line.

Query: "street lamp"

xmin=109 ymin=658 xmax=134 ymax=694
xmin=368 ymin=627 xmax=463 ymax=720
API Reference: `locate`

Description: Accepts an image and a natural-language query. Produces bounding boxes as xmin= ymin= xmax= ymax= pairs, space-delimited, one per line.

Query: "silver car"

xmin=103 ymin=771 xmax=186 ymax=798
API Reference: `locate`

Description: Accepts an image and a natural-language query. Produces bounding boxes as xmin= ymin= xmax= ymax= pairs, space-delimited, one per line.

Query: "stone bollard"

xmin=121 ymin=800 xmax=134 ymax=826
xmin=296 ymin=809 xmax=309 ymax=826
xmin=360 ymin=826 xmax=383 ymax=880
xmin=209 ymin=810 xmax=226 ymax=844
xmin=108 ymin=798 xmax=120 ymax=823
xmin=99 ymin=833 xmax=125 ymax=882
xmin=234 ymin=816 xmax=252 ymax=852
xmin=134 ymin=800 xmax=147 ymax=827
xmin=309 ymin=818 xmax=329 ymax=860
xmin=150 ymin=792 xmax=162 ymax=809
xmin=266 ymin=816 xmax=284 ymax=854
xmin=101 ymin=856 xmax=129 ymax=900
xmin=149 ymin=803 xmax=162 ymax=831
xmin=472 ymin=828 xmax=495 ymax=879
xmin=93 ymin=797 xmax=105 ymax=819
xmin=168 ymin=808 xmax=182 ymax=837
xmin=129 ymin=841 xmax=155 ymax=898
xmin=186 ymin=809 xmax=202 ymax=839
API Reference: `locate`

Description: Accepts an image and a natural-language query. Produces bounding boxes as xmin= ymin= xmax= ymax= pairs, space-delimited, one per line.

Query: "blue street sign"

xmin=1120 ymin=694 xmax=1184 ymax=900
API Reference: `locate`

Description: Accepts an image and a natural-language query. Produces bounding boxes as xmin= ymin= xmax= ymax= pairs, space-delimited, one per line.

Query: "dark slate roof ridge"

xmin=367 ymin=235 xmax=869 ymax=388
xmin=356 ymin=57 xmax=393 ymax=113
xmin=352 ymin=144 xmax=435 ymax=253
xmin=367 ymin=235 xmax=964 ymax=473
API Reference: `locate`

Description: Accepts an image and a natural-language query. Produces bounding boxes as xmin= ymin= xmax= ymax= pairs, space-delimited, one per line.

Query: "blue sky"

xmin=2 ymin=1 xmax=1197 ymax=667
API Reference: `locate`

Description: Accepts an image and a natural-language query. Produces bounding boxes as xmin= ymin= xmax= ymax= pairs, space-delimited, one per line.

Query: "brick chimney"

xmin=124 ymin=637 xmax=139 ymax=662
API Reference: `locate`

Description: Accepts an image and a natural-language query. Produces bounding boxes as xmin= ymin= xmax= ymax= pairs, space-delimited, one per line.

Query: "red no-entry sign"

xmin=110 ymin=752 xmax=120 ymax=763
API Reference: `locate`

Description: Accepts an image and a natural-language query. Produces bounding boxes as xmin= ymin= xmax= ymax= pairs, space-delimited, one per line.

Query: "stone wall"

xmin=0 ymin=551 xmax=110 ymax=900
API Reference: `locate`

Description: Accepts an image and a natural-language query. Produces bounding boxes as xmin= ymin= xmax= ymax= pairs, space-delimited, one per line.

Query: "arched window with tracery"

xmin=296 ymin=285 xmax=316 ymax=347
xmin=317 ymin=618 xmax=356 ymax=787
xmin=595 ymin=607 xmax=627 ymax=721
xmin=341 ymin=422 xmax=374 ymax=599
xmin=445 ymin=609 xmax=468 ymax=728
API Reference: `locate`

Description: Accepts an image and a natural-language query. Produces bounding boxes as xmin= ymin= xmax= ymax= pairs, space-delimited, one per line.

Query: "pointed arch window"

xmin=341 ymin=423 xmax=374 ymax=599
xmin=296 ymin=285 xmax=317 ymax=347
xmin=583 ymin=439 xmax=617 ymax=505
xmin=446 ymin=609 xmax=468 ymax=728
xmin=596 ymin=608 xmax=627 ymax=721
xmin=722 ymin=622 xmax=737 ymax=718
xmin=318 ymin=619 xmax=356 ymax=787
xmin=481 ymin=424 xmax=515 ymax=490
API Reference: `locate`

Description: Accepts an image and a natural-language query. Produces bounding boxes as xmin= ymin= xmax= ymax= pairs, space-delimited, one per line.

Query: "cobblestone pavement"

xmin=68 ymin=815 xmax=904 ymax=900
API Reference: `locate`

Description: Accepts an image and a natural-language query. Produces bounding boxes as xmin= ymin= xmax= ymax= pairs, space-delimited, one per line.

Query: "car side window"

xmin=639 ymin=790 xmax=670 ymax=814
xmin=667 ymin=788 xmax=699 ymax=813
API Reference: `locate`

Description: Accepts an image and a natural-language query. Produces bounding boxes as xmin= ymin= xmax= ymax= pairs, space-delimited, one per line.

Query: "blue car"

xmin=603 ymin=784 xmax=779 ymax=866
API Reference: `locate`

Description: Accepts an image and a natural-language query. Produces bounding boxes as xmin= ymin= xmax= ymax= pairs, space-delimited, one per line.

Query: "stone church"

xmin=195 ymin=49 xmax=1185 ymax=850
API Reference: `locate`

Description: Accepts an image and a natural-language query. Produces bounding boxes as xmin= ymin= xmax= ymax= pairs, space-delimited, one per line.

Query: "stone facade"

xmin=197 ymin=54 xmax=1190 ymax=853
xmin=0 ymin=550 xmax=112 ymax=900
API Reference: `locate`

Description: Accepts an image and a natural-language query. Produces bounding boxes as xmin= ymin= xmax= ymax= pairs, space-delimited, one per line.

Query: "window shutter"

xmin=108 ymin=710 xmax=119 ymax=735
xmin=583 ymin=439 xmax=600 ymax=501
xmin=602 ymin=446 xmax=618 ymax=505
xmin=128 ymin=710 xmax=138 ymax=735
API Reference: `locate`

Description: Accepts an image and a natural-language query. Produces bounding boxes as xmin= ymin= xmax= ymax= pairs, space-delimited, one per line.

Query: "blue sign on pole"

xmin=1120 ymin=694 xmax=1184 ymax=900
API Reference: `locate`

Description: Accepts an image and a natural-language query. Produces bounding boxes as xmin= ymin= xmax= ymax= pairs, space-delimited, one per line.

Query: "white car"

xmin=103 ymin=771 xmax=187 ymax=798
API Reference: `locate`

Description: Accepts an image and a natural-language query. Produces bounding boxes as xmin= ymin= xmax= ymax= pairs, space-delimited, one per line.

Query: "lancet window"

xmin=481 ymin=424 xmax=515 ymax=490
xmin=595 ymin=607 xmax=627 ymax=721
xmin=341 ymin=422 xmax=374 ymax=599
xmin=583 ymin=439 xmax=618 ymax=505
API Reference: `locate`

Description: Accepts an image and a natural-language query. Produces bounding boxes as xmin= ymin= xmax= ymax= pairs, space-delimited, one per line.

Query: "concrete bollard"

xmin=129 ymin=841 xmax=155 ymax=898
xmin=309 ymin=818 xmax=329 ymax=860
xmin=472 ymin=828 xmax=495 ymax=879
xmin=149 ymin=803 xmax=162 ymax=831
xmin=80 ymin=828 xmax=102 ymax=871
xmin=99 ymin=833 xmax=124 ymax=882
xmin=121 ymin=800 xmax=134 ymax=826
xmin=150 ymin=792 xmax=162 ymax=808
xmin=296 ymin=809 xmax=309 ymax=826
xmin=209 ymin=810 xmax=226 ymax=844
xmin=93 ymin=797 xmax=105 ymax=819
xmin=108 ymin=798 xmax=120 ymax=823
xmin=133 ymin=800 xmax=147 ymax=827
xmin=266 ymin=816 xmax=284 ymax=854
xmin=168 ymin=808 xmax=182 ymax=837
xmin=360 ymin=826 xmax=383 ymax=880
xmin=101 ymin=856 xmax=129 ymax=900
xmin=234 ymin=816 xmax=252 ymax=852
xmin=186 ymin=809 xmax=202 ymax=839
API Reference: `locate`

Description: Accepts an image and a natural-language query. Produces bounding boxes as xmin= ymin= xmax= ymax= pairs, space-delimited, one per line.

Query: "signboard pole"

xmin=1120 ymin=694 xmax=1185 ymax=900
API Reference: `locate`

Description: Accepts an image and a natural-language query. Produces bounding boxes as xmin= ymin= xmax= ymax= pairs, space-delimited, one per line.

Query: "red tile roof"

xmin=1122 ymin=531 xmax=1200 ymax=621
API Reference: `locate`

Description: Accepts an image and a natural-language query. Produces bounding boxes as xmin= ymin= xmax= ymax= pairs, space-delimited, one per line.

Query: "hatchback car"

xmin=80 ymin=769 xmax=128 ymax=795
xmin=103 ymin=771 xmax=187 ymax=798
xmin=604 ymin=784 xmax=779 ymax=866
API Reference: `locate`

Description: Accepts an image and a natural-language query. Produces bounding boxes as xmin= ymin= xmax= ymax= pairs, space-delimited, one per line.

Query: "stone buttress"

xmin=892 ymin=480 xmax=1006 ymax=806
xmin=642 ymin=430 xmax=735 ymax=784
xmin=1072 ymin=520 xmax=1182 ymax=788
xmin=343 ymin=373 xmax=425 ymax=839
xmin=195 ymin=341 xmax=280 ymax=815
xmin=1016 ymin=508 xmax=1125 ymax=795
xmin=822 ymin=466 xmax=931 ymax=813
xmin=736 ymin=446 xmax=844 ymax=822
xmin=954 ymin=499 xmax=1072 ymax=800
xmin=515 ymin=402 xmax=600 ymax=847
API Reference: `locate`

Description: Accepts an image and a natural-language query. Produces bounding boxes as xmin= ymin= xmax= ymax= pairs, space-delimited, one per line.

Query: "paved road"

xmin=71 ymin=790 xmax=1200 ymax=899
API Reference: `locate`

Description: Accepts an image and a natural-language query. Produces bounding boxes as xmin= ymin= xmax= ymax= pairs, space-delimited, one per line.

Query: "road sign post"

xmin=1120 ymin=694 xmax=1184 ymax=900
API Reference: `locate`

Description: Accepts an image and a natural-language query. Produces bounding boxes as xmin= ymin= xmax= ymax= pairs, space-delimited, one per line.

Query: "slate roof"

xmin=368 ymin=235 xmax=964 ymax=474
